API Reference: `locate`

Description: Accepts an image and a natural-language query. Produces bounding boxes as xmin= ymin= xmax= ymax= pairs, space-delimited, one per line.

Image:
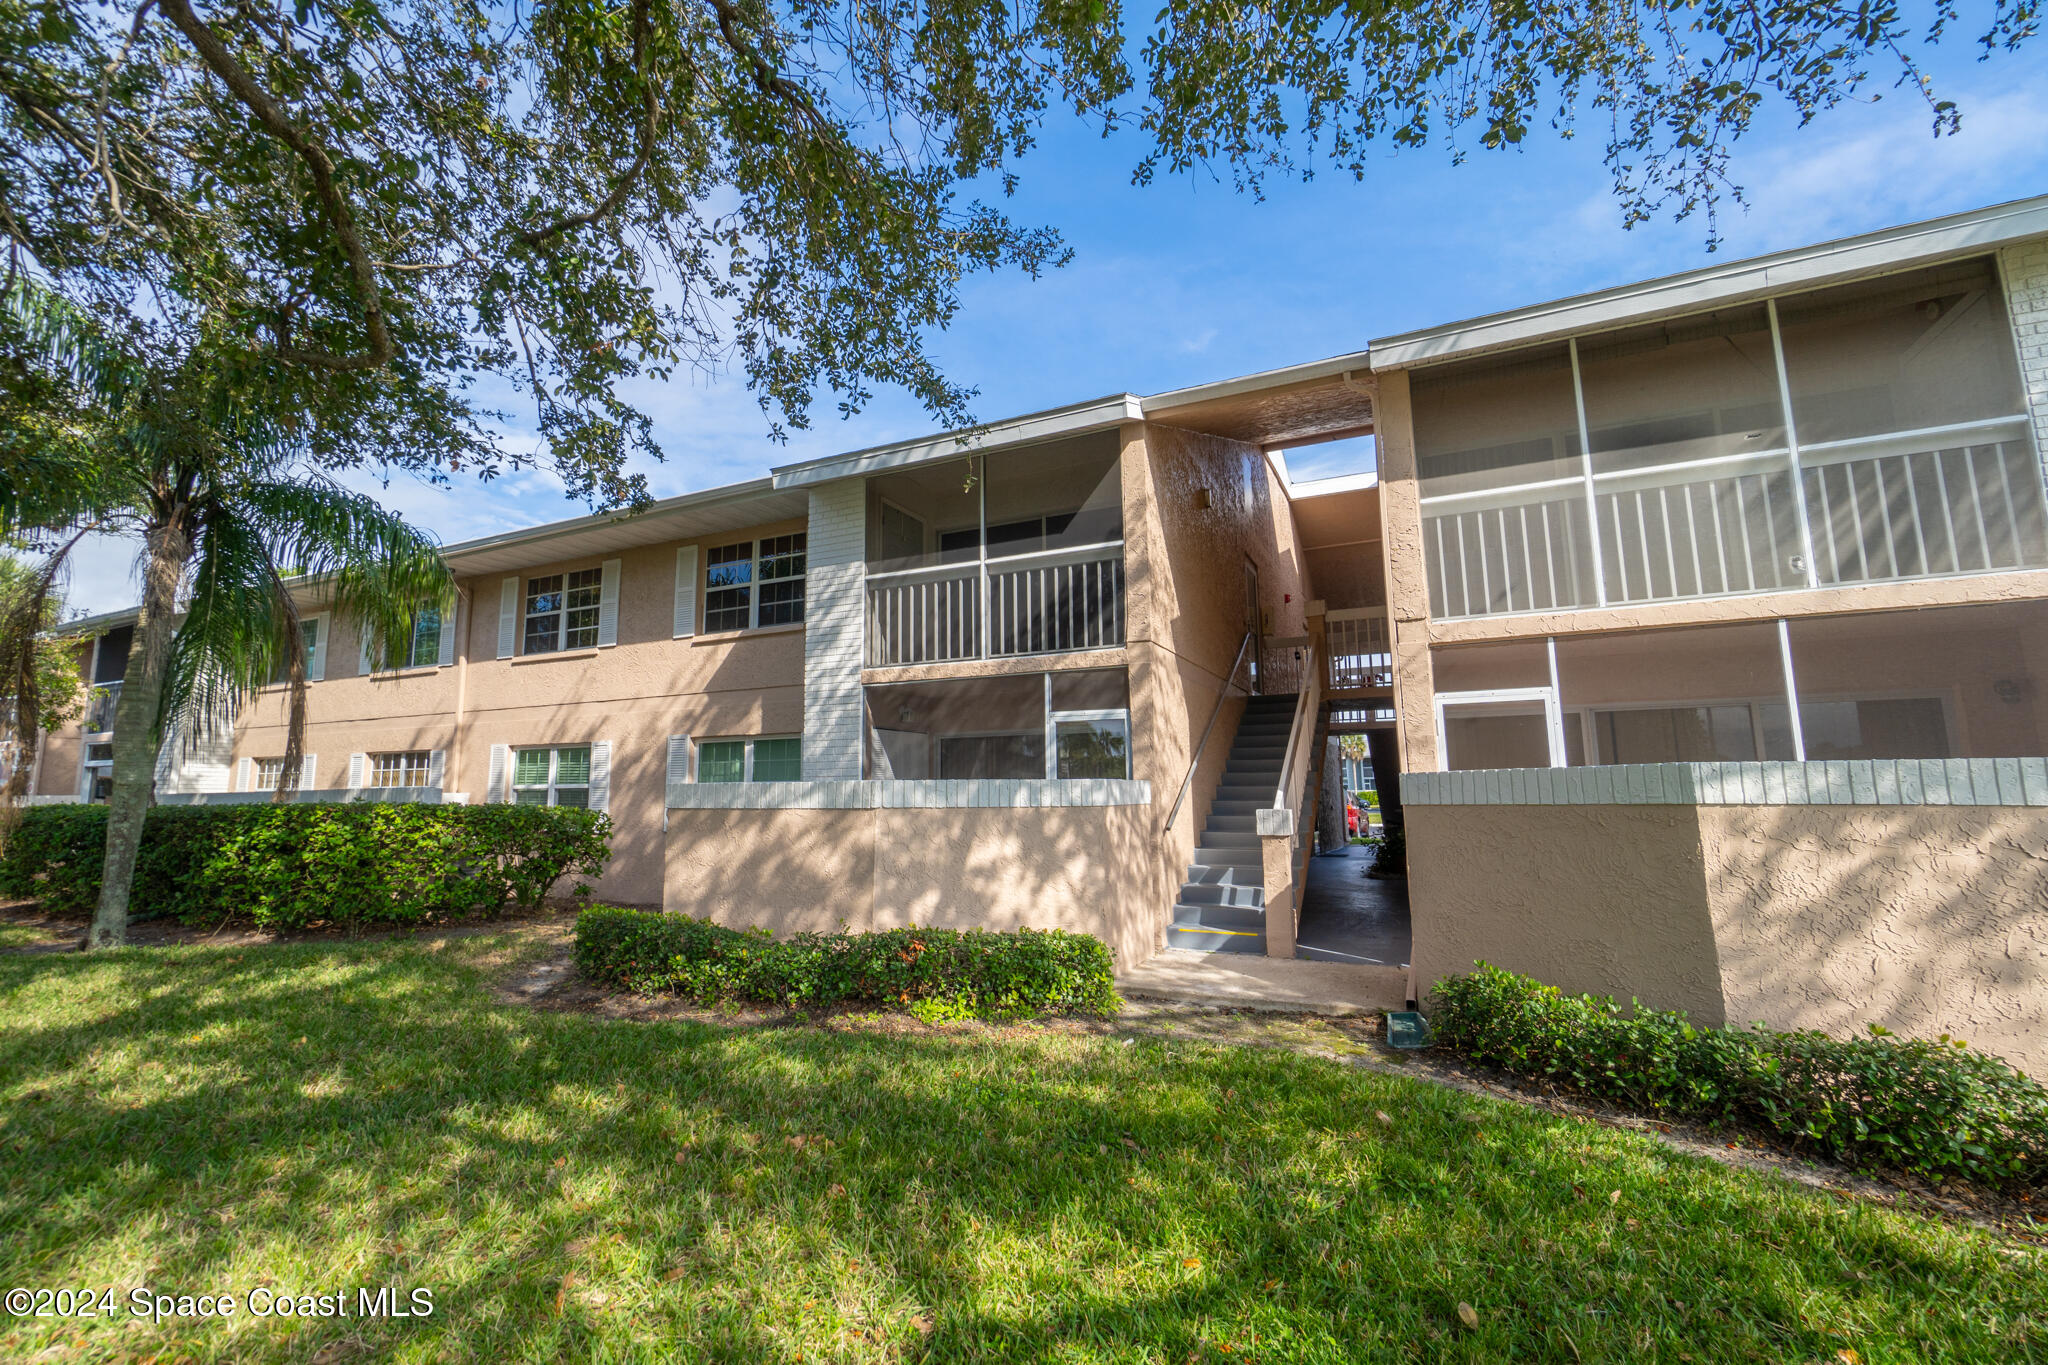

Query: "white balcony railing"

xmin=1325 ymin=607 xmax=1391 ymax=690
xmin=864 ymin=562 xmax=980 ymax=667
xmin=865 ymin=542 xmax=1124 ymax=667
xmin=1422 ymin=416 xmax=2048 ymax=619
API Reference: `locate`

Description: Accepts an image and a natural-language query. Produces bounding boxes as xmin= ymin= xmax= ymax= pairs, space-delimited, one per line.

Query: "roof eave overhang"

xmin=770 ymin=395 xmax=1145 ymax=489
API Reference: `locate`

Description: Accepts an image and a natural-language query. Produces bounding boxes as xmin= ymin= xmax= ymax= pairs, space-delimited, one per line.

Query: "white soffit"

xmin=769 ymin=394 xmax=1144 ymax=488
xmin=1369 ymin=193 xmax=2048 ymax=371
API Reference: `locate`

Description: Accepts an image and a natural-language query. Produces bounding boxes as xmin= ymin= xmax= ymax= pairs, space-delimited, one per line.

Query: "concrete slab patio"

xmin=1117 ymin=948 xmax=1407 ymax=1016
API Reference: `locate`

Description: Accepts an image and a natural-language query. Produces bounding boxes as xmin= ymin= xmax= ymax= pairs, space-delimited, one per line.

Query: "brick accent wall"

xmin=2001 ymin=238 xmax=2048 ymax=470
xmin=801 ymin=480 xmax=867 ymax=779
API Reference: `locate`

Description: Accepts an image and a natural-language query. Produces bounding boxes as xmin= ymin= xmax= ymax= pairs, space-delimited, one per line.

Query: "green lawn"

xmin=0 ymin=932 xmax=2039 ymax=1363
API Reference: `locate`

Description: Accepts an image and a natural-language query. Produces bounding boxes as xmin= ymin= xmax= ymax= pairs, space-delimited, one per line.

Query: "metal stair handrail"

xmin=1163 ymin=629 xmax=1255 ymax=833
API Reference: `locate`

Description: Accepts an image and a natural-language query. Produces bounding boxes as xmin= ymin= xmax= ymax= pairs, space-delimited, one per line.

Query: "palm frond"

xmin=161 ymin=475 xmax=449 ymax=796
xmin=239 ymin=475 xmax=453 ymax=664
xmin=160 ymin=501 xmax=278 ymax=775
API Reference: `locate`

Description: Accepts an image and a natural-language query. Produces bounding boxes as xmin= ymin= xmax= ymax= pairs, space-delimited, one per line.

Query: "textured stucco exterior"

xmin=1409 ymin=799 xmax=2048 ymax=1073
xmin=1122 ymin=420 xmax=1314 ymax=954
xmin=229 ymin=519 xmax=809 ymax=906
xmin=664 ymin=803 xmax=1158 ymax=969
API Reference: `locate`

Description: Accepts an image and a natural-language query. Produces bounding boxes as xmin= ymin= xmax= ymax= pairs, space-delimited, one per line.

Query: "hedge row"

xmin=0 ymin=803 xmax=610 ymax=929
xmin=575 ymin=905 xmax=1122 ymax=1020
xmin=1431 ymin=963 xmax=2048 ymax=1186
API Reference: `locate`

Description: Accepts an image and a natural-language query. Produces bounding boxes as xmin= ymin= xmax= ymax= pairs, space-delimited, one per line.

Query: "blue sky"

xmin=66 ymin=37 xmax=2048 ymax=614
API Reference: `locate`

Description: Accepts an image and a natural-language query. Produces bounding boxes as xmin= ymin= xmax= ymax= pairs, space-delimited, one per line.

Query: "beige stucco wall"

xmin=229 ymin=519 xmax=810 ymax=906
xmin=1122 ymin=420 xmax=1314 ymax=955
xmin=664 ymin=803 xmax=1158 ymax=968
xmin=1701 ymin=804 xmax=2048 ymax=1068
xmin=1408 ymin=800 xmax=2048 ymax=1073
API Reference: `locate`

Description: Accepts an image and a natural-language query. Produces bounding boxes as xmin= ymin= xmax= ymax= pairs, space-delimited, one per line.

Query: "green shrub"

xmin=575 ymin=906 xmax=1122 ymax=1019
xmin=0 ymin=802 xmax=610 ymax=929
xmin=1430 ymin=963 xmax=2048 ymax=1186
xmin=1366 ymin=824 xmax=1404 ymax=876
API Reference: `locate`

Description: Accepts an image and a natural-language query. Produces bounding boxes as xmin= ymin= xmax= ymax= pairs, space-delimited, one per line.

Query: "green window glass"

xmin=407 ymin=610 xmax=441 ymax=668
xmin=751 ymin=737 xmax=801 ymax=781
xmin=697 ymin=741 xmax=745 ymax=784
xmin=512 ymin=746 xmax=591 ymax=807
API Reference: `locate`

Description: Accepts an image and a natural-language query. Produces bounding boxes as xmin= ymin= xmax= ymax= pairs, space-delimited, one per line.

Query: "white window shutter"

xmin=666 ymin=734 xmax=690 ymax=794
xmin=497 ymin=577 xmax=519 ymax=659
xmin=236 ymin=757 xmax=252 ymax=792
xmin=597 ymin=558 xmax=622 ymax=648
xmin=358 ymin=625 xmax=374 ymax=676
xmin=308 ymin=616 xmax=327 ymax=682
xmin=673 ymin=546 xmax=698 ymax=638
xmin=588 ymin=740 xmax=611 ymax=812
xmin=347 ymin=752 xmax=366 ymax=788
xmin=301 ymin=755 xmax=317 ymax=790
xmin=437 ymin=597 xmax=458 ymax=667
xmin=487 ymin=744 xmax=509 ymax=803
xmin=428 ymin=749 xmax=446 ymax=790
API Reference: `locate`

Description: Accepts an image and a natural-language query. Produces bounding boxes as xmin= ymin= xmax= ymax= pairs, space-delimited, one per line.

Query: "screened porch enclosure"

xmin=1429 ymin=600 xmax=2048 ymax=772
xmin=862 ymin=434 xmax=1126 ymax=666
xmin=1414 ymin=259 xmax=2048 ymax=619
xmin=864 ymin=669 xmax=1132 ymax=781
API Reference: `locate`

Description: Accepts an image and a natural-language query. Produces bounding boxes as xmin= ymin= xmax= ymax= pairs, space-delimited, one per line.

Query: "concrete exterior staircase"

xmin=1165 ymin=694 xmax=1299 ymax=955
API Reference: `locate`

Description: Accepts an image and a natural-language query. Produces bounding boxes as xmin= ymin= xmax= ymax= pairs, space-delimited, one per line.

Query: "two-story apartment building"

xmin=35 ymin=194 xmax=2048 ymax=1069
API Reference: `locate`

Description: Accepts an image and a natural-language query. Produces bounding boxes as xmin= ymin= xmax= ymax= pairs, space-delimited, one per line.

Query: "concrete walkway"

xmin=1117 ymin=948 xmax=1407 ymax=1016
xmin=1294 ymin=842 xmax=1411 ymax=967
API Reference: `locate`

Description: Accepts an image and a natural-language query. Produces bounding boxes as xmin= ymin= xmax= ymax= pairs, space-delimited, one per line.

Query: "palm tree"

xmin=1 ymin=277 xmax=451 ymax=948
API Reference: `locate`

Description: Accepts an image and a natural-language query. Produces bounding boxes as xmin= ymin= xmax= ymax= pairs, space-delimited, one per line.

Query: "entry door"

xmin=1243 ymin=560 xmax=1261 ymax=694
xmin=1435 ymin=688 xmax=1565 ymax=770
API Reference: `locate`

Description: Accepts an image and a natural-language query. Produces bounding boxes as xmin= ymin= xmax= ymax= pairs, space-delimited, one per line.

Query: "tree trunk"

xmin=1314 ymin=736 xmax=1345 ymax=851
xmin=85 ymin=514 xmax=192 ymax=950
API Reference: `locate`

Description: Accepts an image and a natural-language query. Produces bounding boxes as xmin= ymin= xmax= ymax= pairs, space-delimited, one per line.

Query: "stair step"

xmin=1165 ymin=924 xmax=1268 ymax=954
xmin=1171 ymin=900 xmax=1265 ymax=930
xmin=1193 ymin=845 xmax=1262 ymax=867
xmin=1198 ymin=830 xmax=1261 ymax=849
xmin=1181 ymin=864 xmax=1262 ymax=888
xmin=1177 ymin=880 xmax=1267 ymax=909
xmin=1209 ymin=798 xmax=1264 ymax=816
xmin=1203 ymin=814 xmax=1258 ymax=834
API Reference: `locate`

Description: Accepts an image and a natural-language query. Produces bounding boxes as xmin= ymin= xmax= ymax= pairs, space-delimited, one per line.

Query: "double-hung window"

xmin=403 ymin=611 xmax=441 ymax=668
xmin=271 ymin=618 xmax=322 ymax=684
xmin=512 ymin=745 xmax=591 ymax=807
xmin=370 ymin=751 xmax=432 ymax=788
xmin=252 ymin=757 xmax=288 ymax=790
xmin=704 ymin=535 xmax=806 ymax=632
xmin=695 ymin=736 xmax=801 ymax=783
xmin=524 ymin=569 xmax=602 ymax=654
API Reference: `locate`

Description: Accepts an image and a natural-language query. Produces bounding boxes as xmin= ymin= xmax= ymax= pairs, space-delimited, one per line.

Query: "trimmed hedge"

xmin=575 ymin=906 xmax=1122 ymax=1020
xmin=1431 ymin=963 xmax=2048 ymax=1186
xmin=0 ymin=803 xmax=610 ymax=929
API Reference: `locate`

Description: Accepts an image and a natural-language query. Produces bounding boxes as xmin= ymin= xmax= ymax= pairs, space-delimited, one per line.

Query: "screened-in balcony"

xmin=1416 ymin=259 xmax=2048 ymax=619
xmin=862 ymin=432 xmax=1126 ymax=667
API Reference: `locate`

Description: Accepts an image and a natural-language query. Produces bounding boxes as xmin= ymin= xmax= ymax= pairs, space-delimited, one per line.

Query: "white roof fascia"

xmin=434 ymin=476 xmax=782 ymax=565
xmin=1368 ymin=193 xmax=2048 ymax=371
xmin=1289 ymin=472 xmax=1380 ymax=499
xmin=1141 ymin=351 xmax=1374 ymax=412
xmin=770 ymin=394 xmax=1144 ymax=489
